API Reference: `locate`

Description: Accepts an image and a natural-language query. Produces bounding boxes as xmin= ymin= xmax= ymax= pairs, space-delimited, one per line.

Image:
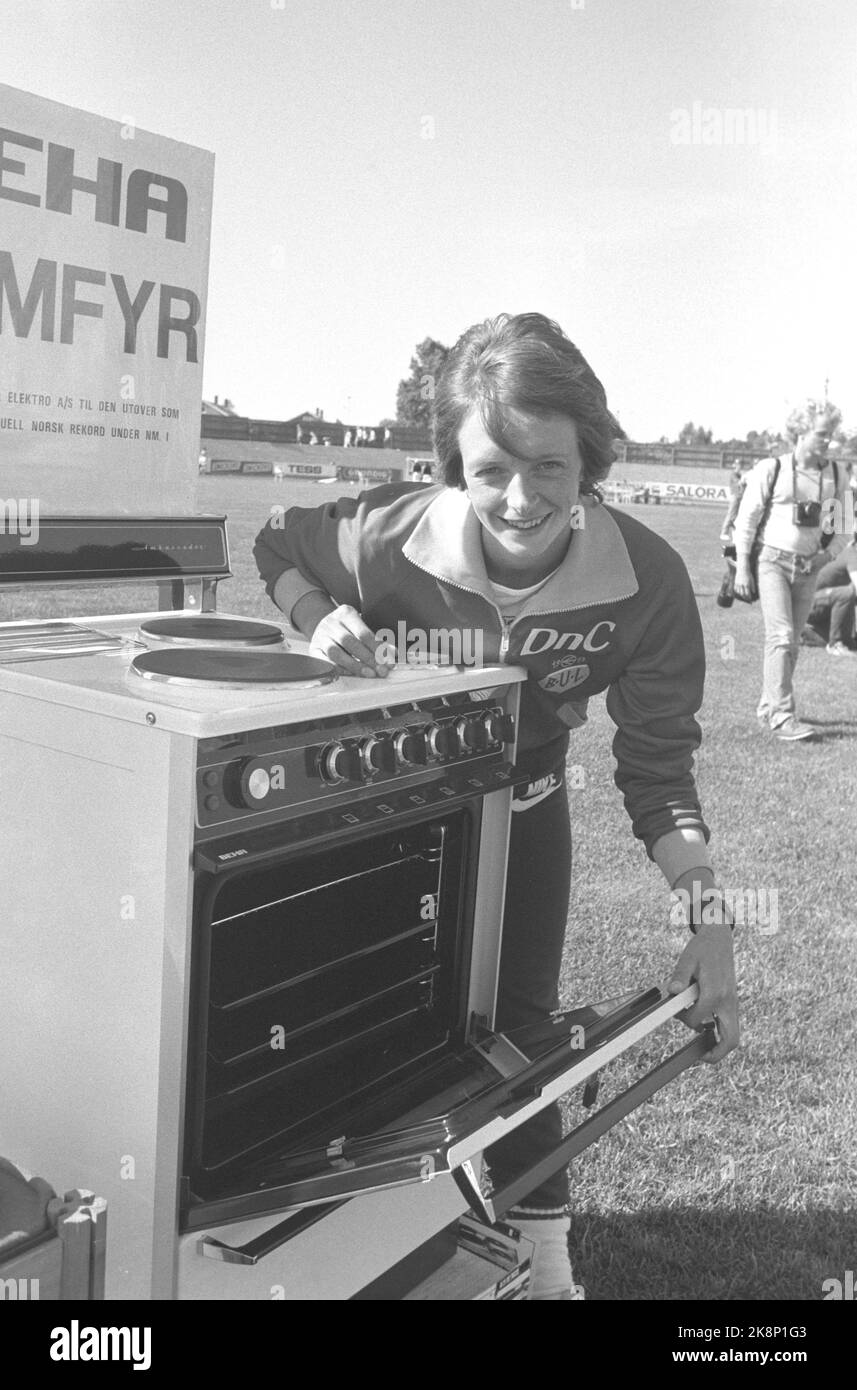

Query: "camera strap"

xmin=792 ymin=455 xmax=838 ymax=549
xmin=791 ymin=454 xmax=825 ymax=506
xmin=792 ymin=455 xmax=838 ymax=501
xmin=753 ymin=455 xmax=782 ymax=546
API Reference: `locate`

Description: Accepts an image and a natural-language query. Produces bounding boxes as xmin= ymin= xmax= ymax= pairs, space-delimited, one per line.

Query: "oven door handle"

xmin=452 ymin=1024 xmax=717 ymax=1225
xmin=197 ymin=1200 xmax=345 ymax=1264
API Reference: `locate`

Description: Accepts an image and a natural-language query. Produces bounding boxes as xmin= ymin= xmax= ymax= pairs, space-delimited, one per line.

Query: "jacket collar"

xmin=402 ymin=488 xmax=639 ymax=615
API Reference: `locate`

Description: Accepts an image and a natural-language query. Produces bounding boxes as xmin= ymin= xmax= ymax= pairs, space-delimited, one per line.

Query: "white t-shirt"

xmin=490 ymin=568 xmax=560 ymax=631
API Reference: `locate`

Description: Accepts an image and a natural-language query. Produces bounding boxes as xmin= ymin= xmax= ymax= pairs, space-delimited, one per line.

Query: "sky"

xmin=1 ymin=0 xmax=856 ymax=441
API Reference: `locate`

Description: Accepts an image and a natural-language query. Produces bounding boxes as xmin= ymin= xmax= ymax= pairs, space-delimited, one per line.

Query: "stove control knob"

xmin=425 ymin=721 xmax=456 ymax=760
xmin=455 ymin=716 xmax=485 ymax=753
xmin=226 ymin=758 xmax=276 ymax=808
xmin=483 ymin=709 xmax=514 ymax=745
xmin=246 ymin=767 xmax=271 ymax=801
xmin=393 ymin=730 xmax=427 ymax=767
xmin=361 ymin=734 xmax=395 ymax=775
xmin=319 ymin=741 xmax=362 ymax=785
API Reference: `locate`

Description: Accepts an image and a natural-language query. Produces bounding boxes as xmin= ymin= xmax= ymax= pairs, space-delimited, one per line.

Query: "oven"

xmin=181 ymin=688 xmax=521 ymax=1230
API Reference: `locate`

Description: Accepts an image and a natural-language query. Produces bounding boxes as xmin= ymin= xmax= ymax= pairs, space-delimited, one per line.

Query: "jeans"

xmin=485 ymin=747 xmax=572 ymax=1213
xmin=756 ymin=546 xmax=825 ymax=727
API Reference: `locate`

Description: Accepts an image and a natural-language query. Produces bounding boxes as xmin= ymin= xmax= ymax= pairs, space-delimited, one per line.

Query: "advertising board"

xmin=0 ymin=84 xmax=214 ymax=514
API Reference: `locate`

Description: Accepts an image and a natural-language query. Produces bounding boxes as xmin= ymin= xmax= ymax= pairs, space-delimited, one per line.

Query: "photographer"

xmin=734 ymin=409 xmax=849 ymax=739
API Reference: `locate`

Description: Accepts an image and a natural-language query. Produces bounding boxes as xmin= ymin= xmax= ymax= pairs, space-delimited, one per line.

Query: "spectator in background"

xmin=719 ymin=460 xmax=754 ymax=546
xmin=734 ymin=412 xmax=849 ymax=740
xmin=716 ymin=460 xmax=755 ymax=607
xmin=803 ymin=529 xmax=857 ymax=655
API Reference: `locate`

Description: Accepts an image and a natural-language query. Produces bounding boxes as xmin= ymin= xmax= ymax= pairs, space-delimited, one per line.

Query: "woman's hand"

xmin=308 ymin=603 xmax=394 ymax=678
xmin=733 ymin=562 xmax=756 ymax=602
xmin=667 ymin=920 xmax=739 ymax=1064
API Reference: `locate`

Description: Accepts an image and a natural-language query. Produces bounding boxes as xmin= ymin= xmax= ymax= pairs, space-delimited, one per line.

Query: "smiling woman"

xmin=253 ymin=310 xmax=739 ymax=1300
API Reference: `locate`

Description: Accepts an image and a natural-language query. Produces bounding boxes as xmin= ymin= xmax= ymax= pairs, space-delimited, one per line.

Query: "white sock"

xmin=508 ymin=1211 xmax=575 ymax=1300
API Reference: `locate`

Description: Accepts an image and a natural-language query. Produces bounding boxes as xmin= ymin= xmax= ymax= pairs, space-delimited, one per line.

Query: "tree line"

xmin=391 ymin=339 xmax=855 ymax=456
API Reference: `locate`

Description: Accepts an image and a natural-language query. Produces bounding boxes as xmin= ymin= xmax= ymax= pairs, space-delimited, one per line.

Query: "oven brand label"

xmin=218 ymin=848 xmax=248 ymax=860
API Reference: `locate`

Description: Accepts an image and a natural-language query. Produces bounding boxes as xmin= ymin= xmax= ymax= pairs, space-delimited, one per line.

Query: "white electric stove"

xmin=0 ymin=516 xmax=708 ymax=1301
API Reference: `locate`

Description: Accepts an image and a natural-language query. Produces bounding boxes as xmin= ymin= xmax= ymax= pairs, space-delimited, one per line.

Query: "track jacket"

xmin=254 ymin=484 xmax=709 ymax=857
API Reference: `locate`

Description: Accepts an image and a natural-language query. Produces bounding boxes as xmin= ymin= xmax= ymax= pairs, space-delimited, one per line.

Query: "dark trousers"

xmin=808 ymin=584 xmax=856 ymax=645
xmin=485 ymin=749 xmax=572 ymax=1211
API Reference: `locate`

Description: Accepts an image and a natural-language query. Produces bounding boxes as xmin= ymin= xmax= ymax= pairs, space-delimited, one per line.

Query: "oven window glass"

xmin=186 ymin=810 xmax=476 ymax=1186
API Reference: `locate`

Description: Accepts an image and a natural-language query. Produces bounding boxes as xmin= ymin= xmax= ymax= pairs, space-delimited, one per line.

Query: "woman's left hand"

xmin=667 ymin=921 xmax=739 ymax=1064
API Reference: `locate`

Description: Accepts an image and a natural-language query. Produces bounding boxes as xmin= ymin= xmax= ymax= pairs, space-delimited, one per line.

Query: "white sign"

xmin=0 ymin=85 xmax=214 ymax=514
xmin=645 ymin=481 xmax=729 ymax=503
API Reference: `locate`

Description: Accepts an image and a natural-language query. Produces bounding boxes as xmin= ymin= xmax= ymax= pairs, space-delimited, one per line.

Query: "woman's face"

xmin=459 ymin=405 xmax=584 ymax=582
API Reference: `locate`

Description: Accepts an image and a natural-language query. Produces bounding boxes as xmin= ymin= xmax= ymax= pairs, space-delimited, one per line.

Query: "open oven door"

xmin=184 ymin=982 xmax=715 ymax=1236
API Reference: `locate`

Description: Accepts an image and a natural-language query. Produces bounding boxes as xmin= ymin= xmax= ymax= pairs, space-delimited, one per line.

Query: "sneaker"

xmin=772 ymin=716 xmax=816 ymax=741
xmin=800 ymin=625 xmax=827 ymax=648
xmin=826 ymin=642 xmax=856 ymax=657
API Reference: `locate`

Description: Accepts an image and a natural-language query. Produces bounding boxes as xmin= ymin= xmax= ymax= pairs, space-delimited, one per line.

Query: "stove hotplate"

xmin=136 ymin=616 xmax=286 ymax=649
xmin=130 ymin=648 xmax=338 ymax=689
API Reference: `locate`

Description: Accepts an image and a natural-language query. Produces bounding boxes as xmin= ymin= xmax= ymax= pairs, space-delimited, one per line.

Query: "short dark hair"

xmin=433 ymin=312 xmax=625 ymax=491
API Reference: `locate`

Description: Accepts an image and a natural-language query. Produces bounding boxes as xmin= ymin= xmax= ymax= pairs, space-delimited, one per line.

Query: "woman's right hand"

xmin=308 ymin=603 xmax=394 ymax=678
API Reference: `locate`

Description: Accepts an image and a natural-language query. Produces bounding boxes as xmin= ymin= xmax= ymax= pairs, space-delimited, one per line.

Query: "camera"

xmin=793 ymin=500 xmax=822 ymax=526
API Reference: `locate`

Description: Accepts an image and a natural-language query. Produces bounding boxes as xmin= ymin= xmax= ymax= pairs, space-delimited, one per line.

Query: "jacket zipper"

xmin=404 ymin=556 xmax=508 ymax=656
xmin=405 ymin=555 xmax=628 ymax=662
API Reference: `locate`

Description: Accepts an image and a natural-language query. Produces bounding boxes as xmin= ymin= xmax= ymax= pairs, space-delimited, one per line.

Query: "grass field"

xmin=8 ymin=476 xmax=856 ymax=1300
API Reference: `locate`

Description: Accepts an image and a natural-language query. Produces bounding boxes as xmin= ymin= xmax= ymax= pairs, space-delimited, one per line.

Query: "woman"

xmin=254 ymin=312 xmax=738 ymax=1300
